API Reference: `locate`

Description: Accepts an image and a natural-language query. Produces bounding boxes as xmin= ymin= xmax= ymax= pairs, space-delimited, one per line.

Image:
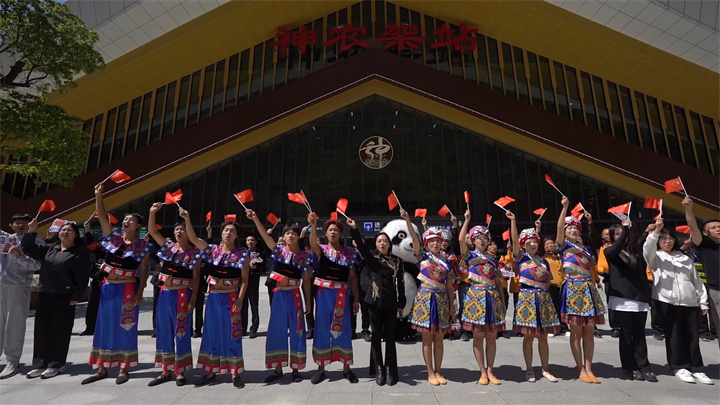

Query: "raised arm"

xmin=555 ymin=196 xmax=569 ymax=246
xmin=535 ymin=219 xmax=542 ymax=235
xmin=247 ymin=209 xmax=277 ymax=250
xmin=507 ymin=210 xmax=520 ymax=257
xmin=604 ymin=220 xmax=630 ymax=260
xmin=347 ymin=218 xmax=373 ymax=260
xmin=21 ymin=219 xmax=48 ymax=261
xmin=643 ymin=218 xmax=662 ymax=266
xmin=308 ymin=214 xmax=321 ymax=257
xmin=458 ymin=210 xmax=471 ymax=255
xmin=400 ymin=208 xmax=422 ymax=255
xmin=147 ymin=203 xmax=166 ymax=246
xmin=585 ymin=211 xmax=601 ymax=250
xmin=682 ymin=196 xmax=703 ymax=246
xmin=94 ymin=182 xmax=113 ymax=237
xmin=178 ymin=208 xmax=208 ymax=250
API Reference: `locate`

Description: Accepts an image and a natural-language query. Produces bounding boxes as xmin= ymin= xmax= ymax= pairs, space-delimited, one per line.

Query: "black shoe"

xmin=310 ymin=371 xmax=326 ymax=385
xmin=192 ymin=332 xmax=202 ymax=339
xmin=306 ymin=329 xmax=314 ymax=340
xmin=699 ymin=333 xmax=712 ymax=342
xmin=361 ymin=330 xmax=372 ymax=342
xmin=369 ymin=367 xmax=377 ymax=377
xmin=352 ymin=332 xmax=358 ymax=340
xmin=151 ymin=331 xmax=156 ymax=338
xmin=644 ymin=372 xmax=658 ymax=382
xmin=115 ymin=373 xmax=130 ymax=385
xmin=461 ymin=332 xmax=470 ymax=342
xmin=176 ymin=376 xmax=186 ymax=386
xmin=148 ymin=373 xmax=172 ymax=386
xmin=249 ymin=331 xmax=258 ymax=339
xmin=611 ymin=329 xmax=621 ymax=338
xmin=264 ymin=371 xmax=283 ymax=383
xmin=81 ymin=372 xmax=107 ymax=385
xmin=233 ymin=375 xmax=245 ymax=388
xmin=79 ymin=329 xmax=94 ymax=336
xmin=194 ymin=374 xmax=216 ymax=387
xmin=653 ymin=333 xmax=664 ymax=341
xmin=376 ymin=368 xmax=386 ymax=386
xmin=593 ymin=330 xmax=602 ymax=338
xmin=344 ymin=370 xmax=359 ymax=384
xmin=387 ymin=370 xmax=398 ymax=386
xmin=291 ymin=370 xmax=302 ymax=382
xmin=631 ymin=370 xmax=644 ymax=381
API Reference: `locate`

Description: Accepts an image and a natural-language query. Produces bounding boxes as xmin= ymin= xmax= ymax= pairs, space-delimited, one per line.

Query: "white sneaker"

xmin=40 ymin=366 xmax=65 ymax=379
xmin=692 ymin=372 xmax=714 ymax=385
xmin=675 ymin=369 xmax=695 ymax=383
xmin=26 ymin=368 xmax=45 ymax=379
xmin=564 ymin=331 xmax=571 ymax=337
xmin=0 ymin=363 xmax=18 ymax=379
xmin=547 ymin=333 xmax=555 ymax=338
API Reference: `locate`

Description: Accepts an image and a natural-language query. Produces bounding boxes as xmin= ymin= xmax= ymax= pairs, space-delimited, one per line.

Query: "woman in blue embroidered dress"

xmin=146 ymin=203 xmax=202 ymax=386
xmin=180 ymin=209 xmax=250 ymax=388
xmin=307 ymin=215 xmax=362 ymax=385
xmin=507 ymin=210 xmax=560 ymax=383
xmin=556 ymin=196 xmax=605 ymax=384
xmin=457 ymin=210 xmax=506 ymax=385
xmin=401 ymin=208 xmax=456 ymax=386
xmin=247 ymin=210 xmax=312 ymax=384
xmin=82 ymin=182 xmax=151 ymax=385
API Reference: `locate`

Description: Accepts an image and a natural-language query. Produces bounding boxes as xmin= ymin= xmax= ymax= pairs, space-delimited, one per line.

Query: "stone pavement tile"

xmin=0 ymin=383 xmax=77 ymax=405
xmin=306 ymin=391 xmax=373 ymax=404
xmin=371 ymin=391 xmax=440 ymax=404
xmin=435 ymin=390 xmax=505 ymax=404
xmin=491 ymin=390 xmax=571 ymax=405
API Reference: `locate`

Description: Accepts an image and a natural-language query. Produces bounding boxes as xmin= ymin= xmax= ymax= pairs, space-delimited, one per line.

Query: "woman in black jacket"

xmin=604 ymin=219 xmax=656 ymax=383
xmin=347 ymin=218 xmax=405 ymax=386
xmin=22 ymin=218 xmax=91 ymax=379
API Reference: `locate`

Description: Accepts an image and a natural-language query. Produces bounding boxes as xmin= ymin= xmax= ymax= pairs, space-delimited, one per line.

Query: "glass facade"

xmin=4 ymin=0 xmax=717 ymax=199
xmin=113 ymin=95 xmax=684 ymax=237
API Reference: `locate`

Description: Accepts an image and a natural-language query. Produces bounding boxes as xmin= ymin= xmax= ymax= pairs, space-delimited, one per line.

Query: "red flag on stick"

xmin=675 ymin=225 xmax=691 ymax=234
xmin=108 ymin=213 xmax=119 ymax=225
xmin=414 ymin=208 xmax=427 ymax=218
xmin=266 ymin=212 xmax=280 ymax=226
xmin=608 ymin=202 xmax=632 ymax=221
xmin=544 ymin=174 xmax=565 ymax=196
xmin=486 ymin=214 xmax=492 ymax=226
xmin=164 ymin=189 xmax=183 ymax=207
xmin=533 ymin=208 xmax=547 ymax=216
xmin=570 ymin=203 xmax=585 ymax=220
xmin=387 ymin=191 xmax=401 ymax=211
xmin=234 ymin=189 xmax=253 ymax=210
xmin=35 ymin=199 xmax=56 ymax=219
xmin=644 ymin=196 xmax=662 ymax=210
xmin=494 ymin=196 xmax=515 ymax=211
xmin=156 ymin=224 xmax=163 ymax=230
xmin=502 ymin=229 xmax=511 ymax=241
xmin=336 ymin=198 xmax=348 ymax=214
xmin=464 ymin=190 xmax=470 ymax=211
xmin=438 ymin=205 xmax=452 ymax=218
xmin=108 ymin=169 xmax=131 ymax=184
xmin=288 ymin=191 xmax=312 ymax=213
xmin=664 ymin=177 xmax=685 ymax=194
xmin=224 ymin=214 xmax=237 ymax=222
xmin=330 ymin=212 xmax=338 ymax=220
xmin=206 ymin=211 xmax=212 ymax=222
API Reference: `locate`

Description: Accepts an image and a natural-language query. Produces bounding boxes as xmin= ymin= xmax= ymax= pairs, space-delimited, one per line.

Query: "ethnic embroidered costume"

xmin=558 ymin=241 xmax=605 ymax=326
xmin=458 ymin=250 xmax=506 ymax=333
xmin=89 ymin=231 xmax=151 ymax=369
xmin=512 ymin=253 xmax=560 ymax=335
xmin=409 ymin=251 xmax=452 ymax=333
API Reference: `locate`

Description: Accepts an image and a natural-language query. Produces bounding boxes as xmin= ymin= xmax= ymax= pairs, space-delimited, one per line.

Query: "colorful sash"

xmin=314 ymin=278 xmax=348 ymax=338
xmin=561 ymin=242 xmax=594 ymax=277
xmin=229 ymin=291 xmax=242 ymax=340
xmin=517 ymin=254 xmax=550 ymax=290
xmin=175 ymin=288 xmax=189 ymax=338
xmin=466 ymin=253 xmax=497 ymax=287
xmin=120 ymin=282 xmax=137 ymax=331
xmin=417 ymin=252 xmax=450 ymax=290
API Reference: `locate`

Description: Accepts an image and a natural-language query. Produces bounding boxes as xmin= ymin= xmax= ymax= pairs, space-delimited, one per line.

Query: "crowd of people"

xmin=0 ymin=185 xmax=717 ymax=389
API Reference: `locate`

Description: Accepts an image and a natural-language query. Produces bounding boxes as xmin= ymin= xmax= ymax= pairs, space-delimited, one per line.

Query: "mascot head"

xmin=380 ymin=219 xmax=420 ymax=264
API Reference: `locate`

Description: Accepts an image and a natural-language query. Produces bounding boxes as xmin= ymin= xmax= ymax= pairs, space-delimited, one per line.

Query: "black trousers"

xmin=152 ymin=284 xmax=161 ymax=330
xmin=604 ymin=279 xmax=619 ymax=330
xmin=614 ymin=310 xmax=650 ymax=372
xmin=33 ymin=292 xmax=75 ymax=369
xmin=656 ymin=300 xmax=704 ymax=372
xmin=548 ymin=284 xmax=568 ymax=332
xmin=85 ymin=277 xmax=102 ymax=331
xmin=305 ymin=283 xmax=317 ymax=332
xmin=242 ymin=272 xmax=261 ymax=334
xmin=368 ymin=306 xmax=398 ymax=377
xmin=194 ymin=278 xmax=208 ymax=334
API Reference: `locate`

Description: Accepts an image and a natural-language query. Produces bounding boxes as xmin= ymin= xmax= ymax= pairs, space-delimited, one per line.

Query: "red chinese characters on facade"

xmin=271 ymin=23 xmax=479 ymax=54
xmin=271 ymin=26 xmax=317 ymax=55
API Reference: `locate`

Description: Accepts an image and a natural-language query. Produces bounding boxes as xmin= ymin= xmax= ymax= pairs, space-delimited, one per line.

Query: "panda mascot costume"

xmin=379 ymin=220 xmax=421 ymax=342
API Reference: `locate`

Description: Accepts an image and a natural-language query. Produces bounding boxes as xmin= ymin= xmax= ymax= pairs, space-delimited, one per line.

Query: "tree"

xmin=1 ymin=0 xmax=105 ymax=187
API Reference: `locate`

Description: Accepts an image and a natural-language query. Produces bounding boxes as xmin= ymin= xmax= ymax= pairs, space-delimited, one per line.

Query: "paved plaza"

xmin=1 ymin=279 xmax=718 ymax=404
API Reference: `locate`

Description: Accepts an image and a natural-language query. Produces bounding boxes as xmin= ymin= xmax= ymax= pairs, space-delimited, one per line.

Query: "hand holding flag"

xmin=544 ymin=174 xmax=565 ymax=197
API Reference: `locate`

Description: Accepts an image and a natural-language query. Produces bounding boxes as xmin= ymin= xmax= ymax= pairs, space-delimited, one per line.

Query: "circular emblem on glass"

xmin=359 ymin=136 xmax=393 ymax=169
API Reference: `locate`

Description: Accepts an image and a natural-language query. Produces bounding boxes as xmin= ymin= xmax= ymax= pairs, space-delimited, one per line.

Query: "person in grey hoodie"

xmin=643 ymin=217 xmax=713 ymax=385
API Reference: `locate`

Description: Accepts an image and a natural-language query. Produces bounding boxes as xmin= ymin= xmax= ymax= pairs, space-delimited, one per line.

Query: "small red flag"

xmin=675 ymin=225 xmax=691 ymax=234
xmin=224 ymin=214 xmax=237 ymax=222
xmin=494 ymin=196 xmax=515 ymax=207
xmin=502 ymin=229 xmax=510 ymax=241
xmin=267 ymin=212 xmax=280 ymax=226
xmin=486 ymin=214 xmax=492 ymax=226
xmin=235 ymin=189 xmax=254 ymax=204
xmin=109 ymin=169 xmax=131 ymax=184
xmin=533 ymin=208 xmax=547 ymax=216
xmin=644 ymin=196 xmax=662 ymax=210
xmin=38 ymin=200 xmax=56 ymax=212
xmin=108 ymin=213 xmax=118 ymax=225
xmin=570 ymin=203 xmax=585 ymax=219
xmin=288 ymin=192 xmax=308 ymax=205
xmin=664 ymin=177 xmax=684 ymax=194
xmin=336 ymin=198 xmax=349 ymax=214
xmin=464 ymin=191 xmax=470 ymax=204
xmin=544 ymin=174 xmax=556 ymax=188
xmin=608 ymin=202 xmax=631 ymax=214
xmin=155 ymin=224 xmax=163 ymax=230
xmin=164 ymin=189 xmax=183 ymax=205
xmin=438 ymin=205 xmax=451 ymax=218
xmin=387 ymin=192 xmax=399 ymax=211
xmin=206 ymin=211 xmax=212 ymax=222
xmin=414 ymin=208 xmax=427 ymax=218
xmin=330 ymin=212 xmax=338 ymax=220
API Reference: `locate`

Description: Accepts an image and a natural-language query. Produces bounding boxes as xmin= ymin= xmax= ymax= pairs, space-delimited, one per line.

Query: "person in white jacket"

xmin=643 ymin=218 xmax=713 ymax=385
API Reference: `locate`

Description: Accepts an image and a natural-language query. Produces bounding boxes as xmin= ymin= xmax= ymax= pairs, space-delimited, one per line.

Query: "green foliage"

xmin=0 ymin=0 xmax=105 ymax=188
